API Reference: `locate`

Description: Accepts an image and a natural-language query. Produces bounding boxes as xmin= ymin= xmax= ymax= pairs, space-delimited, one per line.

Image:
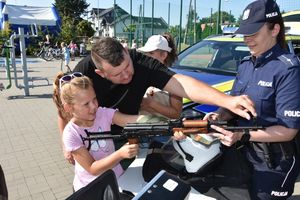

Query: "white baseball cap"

xmin=138 ymin=35 xmax=172 ymax=53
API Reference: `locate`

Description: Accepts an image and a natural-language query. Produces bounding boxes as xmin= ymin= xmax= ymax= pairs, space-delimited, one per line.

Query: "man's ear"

xmin=95 ymin=69 xmax=106 ymax=78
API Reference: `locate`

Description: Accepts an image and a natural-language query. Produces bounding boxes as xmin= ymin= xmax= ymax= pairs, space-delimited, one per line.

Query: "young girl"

xmin=53 ymin=72 xmax=141 ymax=191
xmin=61 ymin=42 xmax=71 ymax=72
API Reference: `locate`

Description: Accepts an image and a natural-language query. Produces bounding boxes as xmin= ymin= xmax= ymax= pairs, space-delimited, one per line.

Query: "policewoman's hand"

xmin=209 ymin=125 xmax=243 ymax=146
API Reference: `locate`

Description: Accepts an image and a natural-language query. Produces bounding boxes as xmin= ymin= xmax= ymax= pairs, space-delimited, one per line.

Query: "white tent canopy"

xmin=3 ymin=5 xmax=58 ymax=26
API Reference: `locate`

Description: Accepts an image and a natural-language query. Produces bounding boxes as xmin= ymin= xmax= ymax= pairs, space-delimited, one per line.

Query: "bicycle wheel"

xmin=42 ymin=50 xmax=54 ymax=61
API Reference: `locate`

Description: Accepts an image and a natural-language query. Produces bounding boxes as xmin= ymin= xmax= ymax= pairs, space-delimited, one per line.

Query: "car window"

xmin=291 ymin=40 xmax=300 ymax=58
xmin=179 ymin=42 xmax=217 ymax=68
xmin=177 ymin=40 xmax=250 ymax=73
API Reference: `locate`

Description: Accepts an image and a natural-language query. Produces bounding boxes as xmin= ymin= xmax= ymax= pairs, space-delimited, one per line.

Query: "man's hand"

xmin=63 ymin=149 xmax=75 ymax=165
xmin=226 ymin=95 xmax=256 ymax=120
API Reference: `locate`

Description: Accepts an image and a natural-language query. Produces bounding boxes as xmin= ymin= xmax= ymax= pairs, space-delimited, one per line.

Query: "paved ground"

xmin=0 ymin=57 xmax=299 ymax=200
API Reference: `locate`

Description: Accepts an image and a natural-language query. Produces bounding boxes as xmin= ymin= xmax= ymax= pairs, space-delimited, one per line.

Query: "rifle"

xmin=83 ymin=119 xmax=264 ymax=145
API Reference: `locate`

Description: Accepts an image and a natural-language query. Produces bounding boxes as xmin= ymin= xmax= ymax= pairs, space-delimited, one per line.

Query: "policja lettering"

xmin=257 ymin=80 xmax=272 ymax=87
xmin=266 ymin=12 xmax=278 ymax=18
xmin=284 ymin=110 xmax=300 ymax=117
xmin=271 ymin=191 xmax=288 ymax=197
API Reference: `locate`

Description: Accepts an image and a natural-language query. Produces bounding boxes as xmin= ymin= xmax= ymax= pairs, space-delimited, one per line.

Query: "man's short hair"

xmin=91 ymin=37 xmax=125 ymax=67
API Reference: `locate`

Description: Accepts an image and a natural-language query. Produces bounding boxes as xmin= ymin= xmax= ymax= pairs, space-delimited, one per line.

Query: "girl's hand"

xmin=119 ymin=143 xmax=139 ymax=159
xmin=63 ymin=149 xmax=75 ymax=165
xmin=172 ymin=131 xmax=187 ymax=140
xmin=210 ymin=125 xmax=242 ymax=146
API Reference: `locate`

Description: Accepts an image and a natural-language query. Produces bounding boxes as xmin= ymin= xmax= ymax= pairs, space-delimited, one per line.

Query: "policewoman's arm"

xmin=210 ymin=125 xmax=298 ymax=147
xmin=211 ymin=62 xmax=300 ymax=146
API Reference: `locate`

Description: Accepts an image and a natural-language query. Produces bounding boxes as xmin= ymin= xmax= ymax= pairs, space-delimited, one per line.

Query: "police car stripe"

xmin=182 ymin=80 xmax=234 ymax=104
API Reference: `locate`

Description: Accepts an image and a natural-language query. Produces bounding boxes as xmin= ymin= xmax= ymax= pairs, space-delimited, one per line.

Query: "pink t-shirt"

xmin=63 ymin=107 xmax=124 ymax=191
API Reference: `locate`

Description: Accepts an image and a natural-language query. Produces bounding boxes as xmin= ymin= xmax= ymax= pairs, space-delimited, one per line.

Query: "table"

xmin=118 ymin=148 xmax=216 ymax=200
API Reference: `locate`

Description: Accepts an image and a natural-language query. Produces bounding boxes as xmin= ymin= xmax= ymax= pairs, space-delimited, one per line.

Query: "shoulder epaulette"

xmin=277 ymin=54 xmax=300 ymax=69
xmin=240 ymin=55 xmax=251 ymax=63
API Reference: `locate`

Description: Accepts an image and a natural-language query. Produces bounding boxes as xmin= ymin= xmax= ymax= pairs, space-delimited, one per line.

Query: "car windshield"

xmin=173 ymin=40 xmax=250 ymax=73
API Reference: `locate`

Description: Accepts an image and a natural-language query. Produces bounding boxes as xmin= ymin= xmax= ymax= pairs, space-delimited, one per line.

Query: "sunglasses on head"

xmin=59 ymin=72 xmax=83 ymax=90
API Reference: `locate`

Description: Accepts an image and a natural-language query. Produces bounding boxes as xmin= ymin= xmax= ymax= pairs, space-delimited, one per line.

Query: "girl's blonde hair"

xmin=52 ymin=72 xmax=93 ymax=121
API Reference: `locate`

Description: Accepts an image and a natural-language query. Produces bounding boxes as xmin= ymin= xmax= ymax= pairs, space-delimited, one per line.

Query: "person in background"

xmin=131 ymin=39 xmax=137 ymax=49
xmin=79 ymin=40 xmax=87 ymax=56
xmin=61 ymin=42 xmax=71 ymax=73
xmin=138 ymin=33 xmax=182 ymax=119
xmin=174 ymin=0 xmax=300 ymax=199
xmin=53 ymin=72 xmax=142 ymax=191
xmin=44 ymin=34 xmax=51 ymax=47
xmin=58 ymin=37 xmax=256 ymax=165
xmin=69 ymin=41 xmax=77 ymax=61
xmin=120 ymin=39 xmax=128 ymax=49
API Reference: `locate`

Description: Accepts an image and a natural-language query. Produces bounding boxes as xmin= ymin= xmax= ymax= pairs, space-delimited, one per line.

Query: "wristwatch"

xmin=240 ymin=129 xmax=251 ymax=143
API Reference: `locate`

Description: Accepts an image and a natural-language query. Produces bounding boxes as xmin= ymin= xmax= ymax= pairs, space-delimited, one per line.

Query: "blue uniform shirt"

xmin=231 ymin=43 xmax=300 ymax=129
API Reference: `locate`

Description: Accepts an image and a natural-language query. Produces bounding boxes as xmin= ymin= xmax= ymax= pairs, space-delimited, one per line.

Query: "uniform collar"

xmin=251 ymin=43 xmax=280 ymax=68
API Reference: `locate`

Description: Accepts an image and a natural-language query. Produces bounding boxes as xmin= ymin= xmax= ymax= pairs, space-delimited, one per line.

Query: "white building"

xmin=89 ymin=4 xmax=168 ymax=45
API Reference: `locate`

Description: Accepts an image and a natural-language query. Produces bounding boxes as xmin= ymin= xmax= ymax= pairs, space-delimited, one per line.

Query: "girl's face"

xmin=70 ymin=86 xmax=98 ymax=126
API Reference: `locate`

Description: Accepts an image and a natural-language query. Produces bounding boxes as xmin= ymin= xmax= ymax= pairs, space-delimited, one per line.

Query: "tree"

xmin=184 ymin=7 xmax=200 ymax=45
xmin=201 ymin=24 xmax=211 ymax=40
xmin=54 ymin=0 xmax=89 ymax=25
xmin=59 ymin=16 xmax=77 ymax=43
xmin=77 ymin=20 xmax=95 ymax=37
xmin=200 ymin=11 xmax=236 ymax=26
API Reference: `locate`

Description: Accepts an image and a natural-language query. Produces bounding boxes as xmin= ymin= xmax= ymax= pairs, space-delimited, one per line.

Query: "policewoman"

xmin=205 ymin=0 xmax=300 ymax=199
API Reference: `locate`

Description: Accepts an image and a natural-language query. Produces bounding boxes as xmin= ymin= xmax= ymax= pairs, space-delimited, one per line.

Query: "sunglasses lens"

xmin=61 ymin=75 xmax=72 ymax=82
xmin=73 ymin=72 xmax=83 ymax=78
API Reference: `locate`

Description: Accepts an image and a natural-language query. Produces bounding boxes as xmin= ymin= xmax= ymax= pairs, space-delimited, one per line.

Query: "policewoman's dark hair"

xmin=266 ymin=17 xmax=287 ymax=50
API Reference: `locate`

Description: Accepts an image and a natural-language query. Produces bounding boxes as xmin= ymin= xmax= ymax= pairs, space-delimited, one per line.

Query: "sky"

xmin=7 ymin=0 xmax=300 ymax=26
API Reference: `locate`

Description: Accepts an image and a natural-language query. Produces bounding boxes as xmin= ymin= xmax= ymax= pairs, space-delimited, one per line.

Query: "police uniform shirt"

xmin=73 ymin=50 xmax=175 ymax=115
xmin=231 ymin=43 xmax=300 ymax=129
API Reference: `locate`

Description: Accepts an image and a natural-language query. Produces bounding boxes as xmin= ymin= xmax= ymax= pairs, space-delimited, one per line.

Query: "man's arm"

xmin=163 ymin=74 xmax=256 ymax=120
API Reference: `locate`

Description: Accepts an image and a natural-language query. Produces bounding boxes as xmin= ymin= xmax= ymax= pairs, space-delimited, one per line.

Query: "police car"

xmin=283 ymin=10 xmax=300 ymax=36
xmin=172 ymin=33 xmax=299 ymax=119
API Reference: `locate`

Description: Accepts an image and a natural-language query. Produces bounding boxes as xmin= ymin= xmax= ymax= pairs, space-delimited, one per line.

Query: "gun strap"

xmin=175 ymin=141 xmax=193 ymax=162
xmin=82 ymin=130 xmax=92 ymax=151
xmin=261 ymin=143 xmax=275 ymax=169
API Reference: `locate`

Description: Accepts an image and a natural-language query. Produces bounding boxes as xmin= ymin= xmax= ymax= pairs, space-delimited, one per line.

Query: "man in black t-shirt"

xmin=58 ymin=37 xmax=256 ymax=163
xmin=73 ymin=50 xmax=173 ymax=115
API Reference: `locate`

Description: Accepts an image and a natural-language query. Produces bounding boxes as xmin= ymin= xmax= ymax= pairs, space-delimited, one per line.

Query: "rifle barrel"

xmin=223 ymin=126 xmax=264 ymax=131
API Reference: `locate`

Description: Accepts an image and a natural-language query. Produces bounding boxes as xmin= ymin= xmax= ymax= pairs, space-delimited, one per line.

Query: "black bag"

xmin=142 ymin=140 xmax=186 ymax=182
xmin=66 ymin=169 xmax=134 ymax=200
xmin=142 ymin=141 xmax=252 ymax=200
xmin=0 ymin=165 xmax=8 ymax=200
